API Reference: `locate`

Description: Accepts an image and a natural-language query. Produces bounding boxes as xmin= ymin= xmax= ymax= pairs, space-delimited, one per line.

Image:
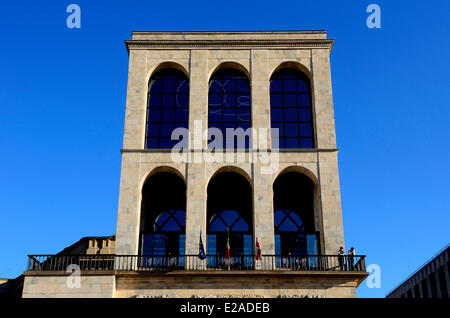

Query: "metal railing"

xmin=27 ymin=254 xmax=366 ymax=272
xmin=27 ymin=255 xmax=115 ymax=271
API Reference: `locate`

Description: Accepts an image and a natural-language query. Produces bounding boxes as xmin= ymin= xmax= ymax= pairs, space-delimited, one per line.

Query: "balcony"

xmin=26 ymin=254 xmax=366 ymax=273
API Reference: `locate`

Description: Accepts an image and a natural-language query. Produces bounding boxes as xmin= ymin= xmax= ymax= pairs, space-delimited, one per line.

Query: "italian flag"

xmin=255 ymin=238 xmax=262 ymax=261
xmin=224 ymin=227 xmax=230 ymax=259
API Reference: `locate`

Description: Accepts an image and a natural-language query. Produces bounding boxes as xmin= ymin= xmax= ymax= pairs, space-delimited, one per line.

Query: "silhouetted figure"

xmin=338 ymin=247 xmax=346 ymax=271
xmin=348 ymin=247 xmax=355 ymax=271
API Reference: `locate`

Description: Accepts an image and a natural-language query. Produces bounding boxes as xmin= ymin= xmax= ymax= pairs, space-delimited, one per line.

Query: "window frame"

xmin=208 ymin=69 xmax=252 ymax=150
xmin=145 ymin=69 xmax=190 ymax=149
xmin=270 ymin=68 xmax=315 ymax=149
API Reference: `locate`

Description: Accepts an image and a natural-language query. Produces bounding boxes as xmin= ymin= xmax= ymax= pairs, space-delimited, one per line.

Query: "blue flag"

xmin=199 ymin=232 xmax=206 ymax=260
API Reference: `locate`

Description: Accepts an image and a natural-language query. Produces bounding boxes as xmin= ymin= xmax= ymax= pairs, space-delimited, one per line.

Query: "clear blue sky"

xmin=0 ymin=1 xmax=448 ymax=298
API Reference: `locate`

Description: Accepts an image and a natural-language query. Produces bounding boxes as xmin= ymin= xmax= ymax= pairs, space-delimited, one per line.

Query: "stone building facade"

xmin=22 ymin=31 xmax=367 ymax=298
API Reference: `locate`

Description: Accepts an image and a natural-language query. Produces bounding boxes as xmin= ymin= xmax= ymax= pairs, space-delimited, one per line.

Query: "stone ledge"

xmin=115 ymin=270 xmax=368 ymax=286
xmin=23 ymin=270 xmax=368 ymax=286
xmin=23 ymin=270 xmax=115 ymax=277
xmin=120 ymin=148 xmax=339 ymax=154
xmin=125 ymin=39 xmax=334 ymax=54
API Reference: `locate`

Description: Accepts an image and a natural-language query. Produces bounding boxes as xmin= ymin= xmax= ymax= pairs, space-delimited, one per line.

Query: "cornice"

xmin=124 ymin=39 xmax=334 ymax=54
xmin=120 ymin=148 xmax=339 ymax=154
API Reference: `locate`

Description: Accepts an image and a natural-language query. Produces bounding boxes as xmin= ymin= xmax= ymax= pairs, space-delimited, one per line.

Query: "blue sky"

xmin=0 ymin=1 xmax=449 ymax=298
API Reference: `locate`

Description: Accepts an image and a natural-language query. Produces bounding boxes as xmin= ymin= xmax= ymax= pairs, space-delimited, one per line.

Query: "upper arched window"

xmin=208 ymin=69 xmax=251 ymax=149
xmin=146 ymin=68 xmax=189 ymax=149
xmin=270 ymin=68 xmax=314 ymax=149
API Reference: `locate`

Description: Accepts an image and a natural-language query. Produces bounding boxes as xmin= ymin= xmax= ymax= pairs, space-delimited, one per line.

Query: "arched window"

xmin=146 ymin=68 xmax=189 ymax=149
xmin=140 ymin=171 xmax=186 ymax=262
xmin=273 ymin=172 xmax=318 ymax=257
xmin=206 ymin=171 xmax=253 ymax=267
xmin=208 ymin=69 xmax=251 ymax=149
xmin=270 ymin=68 xmax=314 ymax=149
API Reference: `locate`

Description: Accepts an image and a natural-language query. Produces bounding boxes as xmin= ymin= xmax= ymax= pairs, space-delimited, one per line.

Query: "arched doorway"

xmin=273 ymin=171 xmax=319 ymax=260
xmin=139 ymin=171 xmax=186 ymax=267
xmin=206 ymin=171 xmax=253 ymax=268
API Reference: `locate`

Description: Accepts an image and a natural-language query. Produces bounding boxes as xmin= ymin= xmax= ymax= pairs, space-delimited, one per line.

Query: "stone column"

xmin=311 ymin=49 xmax=345 ymax=254
xmin=185 ymin=50 xmax=208 ymax=264
xmin=115 ymin=49 xmax=148 ymax=256
xmin=251 ymin=50 xmax=275 ymax=262
xmin=115 ymin=152 xmax=142 ymax=256
xmin=122 ymin=50 xmax=148 ymax=149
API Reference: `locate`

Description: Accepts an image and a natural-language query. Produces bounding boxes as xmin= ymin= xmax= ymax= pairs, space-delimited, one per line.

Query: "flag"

xmin=224 ymin=227 xmax=230 ymax=260
xmin=255 ymin=238 xmax=261 ymax=261
xmin=198 ymin=232 xmax=206 ymax=260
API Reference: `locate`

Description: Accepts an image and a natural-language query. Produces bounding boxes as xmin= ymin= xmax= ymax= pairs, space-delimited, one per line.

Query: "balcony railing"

xmin=27 ymin=254 xmax=366 ymax=272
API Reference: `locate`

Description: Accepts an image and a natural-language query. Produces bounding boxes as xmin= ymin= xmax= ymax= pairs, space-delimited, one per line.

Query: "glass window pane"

xmin=285 ymin=138 xmax=299 ymax=148
xmin=175 ymin=122 xmax=188 ymax=130
xmin=146 ymin=138 xmax=159 ymax=149
xmin=177 ymin=80 xmax=189 ymax=93
xmin=223 ymin=78 xmax=236 ymax=93
xmin=147 ymin=123 xmax=160 ymax=137
xmin=210 ymin=217 xmax=227 ymax=232
xmin=162 ymin=94 xmax=175 ymax=107
xmin=285 ymin=108 xmax=298 ymax=121
xmin=223 ymin=109 xmax=236 ymax=123
xmin=159 ymin=138 xmax=173 ymax=149
xmin=164 ymin=79 xmax=177 ymax=93
xmin=284 ymin=94 xmax=297 ymax=107
xmin=237 ymin=93 xmax=250 ymax=108
xmin=208 ymin=109 xmax=222 ymax=122
xmin=271 ymin=122 xmax=284 ymax=137
xmin=223 ymin=93 xmax=236 ymax=107
xmin=161 ymin=123 xmax=174 ymax=137
xmin=283 ymin=79 xmax=297 ymax=92
xmin=176 ymin=108 xmax=188 ymax=122
xmin=270 ymin=94 xmax=283 ymax=107
xmin=233 ymin=218 xmax=249 ymax=231
xmin=236 ymin=79 xmax=250 ymax=92
xmin=237 ymin=108 xmax=251 ymax=123
xmin=149 ymin=79 xmax=162 ymax=93
xmin=147 ymin=109 xmax=160 ymax=122
xmin=161 ymin=109 xmax=174 ymax=122
xmin=299 ymin=109 xmax=311 ymax=122
xmin=148 ymin=94 xmax=161 ymax=107
xmin=208 ymin=93 xmax=222 ymax=107
xmin=298 ymin=94 xmax=311 ymax=107
xmin=300 ymin=123 xmax=312 ymax=137
xmin=279 ymin=217 xmax=299 ymax=231
xmin=300 ymin=138 xmax=313 ymax=148
xmin=176 ymin=94 xmax=189 ymax=108
xmin=297 ymin=79 xmax=309 ymax=93
xmin=270 ymin=79 xmax=282 ymax=93
xmin=209 ymin=79 xmax=222 ymax=93
xmin=285 ymin=123 xmax=298 ymax=137
xmin=271 ymin=108 xmax=283 ymax=122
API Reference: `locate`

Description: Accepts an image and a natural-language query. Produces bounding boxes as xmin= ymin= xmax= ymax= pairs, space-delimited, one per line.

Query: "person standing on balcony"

xmin=348 ymin=247 xmax=355 ymax=271
xmin=338 ymin=247 xmax=346 ymax=271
